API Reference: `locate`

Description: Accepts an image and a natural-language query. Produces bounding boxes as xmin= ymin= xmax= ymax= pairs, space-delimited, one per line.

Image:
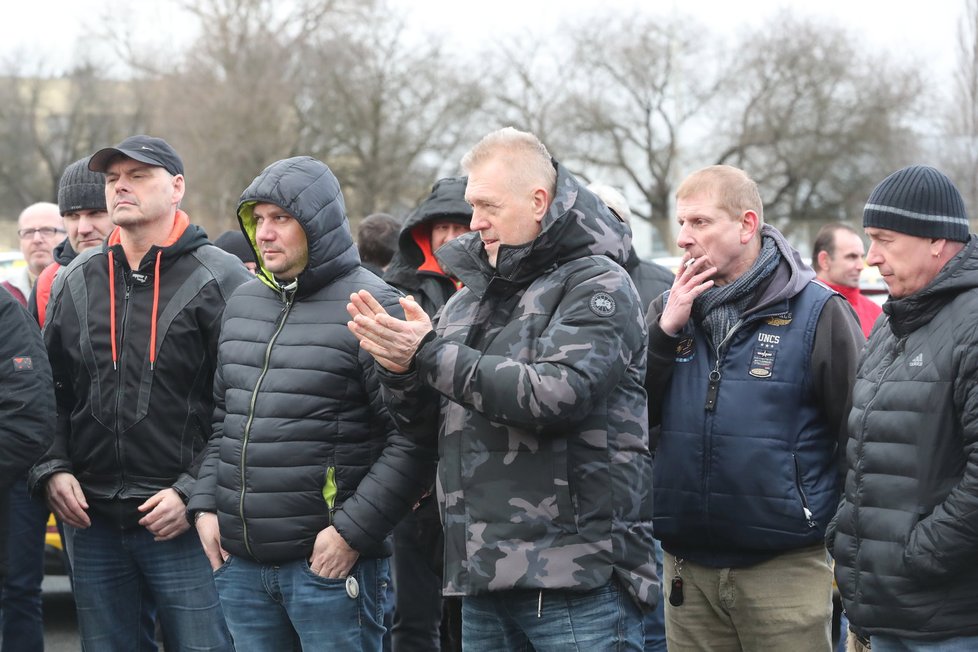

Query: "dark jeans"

xmin=64 ymin=516 xmax=232 ymax=651
xmin=392 ymin=507 xmax=445 ymax=651
xmin=1 ymin=477 xmax=48 ymax=652
xmin=214 ymin=555 xmax=389 ymax=651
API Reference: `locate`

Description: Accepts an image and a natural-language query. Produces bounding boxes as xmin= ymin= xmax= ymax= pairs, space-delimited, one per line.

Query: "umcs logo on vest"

xmin=749 ymin=332 xmax=780 ymax=378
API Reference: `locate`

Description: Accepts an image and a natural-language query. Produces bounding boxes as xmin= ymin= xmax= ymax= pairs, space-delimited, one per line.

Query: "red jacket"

xmin=824 ymin=281 xmax=882 ymax=338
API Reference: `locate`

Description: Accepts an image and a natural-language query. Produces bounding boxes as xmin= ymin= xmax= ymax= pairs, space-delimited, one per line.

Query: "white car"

xmin=0 ymin=251 xmax=24 ymax=278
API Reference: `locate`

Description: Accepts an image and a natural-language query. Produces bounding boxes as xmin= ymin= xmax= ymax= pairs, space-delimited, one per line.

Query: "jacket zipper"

xmin=114 ymin=278 xmax=133 ymax=499
xmin=704 ymin=319 xmax=744 ymax=412
xmin=239 ymin=291 xmax=295 ymax=559
xmin=702 ymin=319 xmax=744 ymax=534
xmin=792 ymin=453 xmax=816 ymax=528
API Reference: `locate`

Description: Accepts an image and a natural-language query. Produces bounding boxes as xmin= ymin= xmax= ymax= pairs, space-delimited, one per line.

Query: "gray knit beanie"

xmin=863 ymin=165 xmax=969 ymax=242
xmin=58 ymin=157 xmax=106 ymax=215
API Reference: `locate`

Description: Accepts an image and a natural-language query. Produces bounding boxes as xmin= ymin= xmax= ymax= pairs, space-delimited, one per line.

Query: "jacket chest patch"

xmin=748 ymin=332 xmax=780 ymax=378
xmin=12 ymin=356 xmax=33 ymax=371
xmin=675 ymin=336 xmax=695 ymax=363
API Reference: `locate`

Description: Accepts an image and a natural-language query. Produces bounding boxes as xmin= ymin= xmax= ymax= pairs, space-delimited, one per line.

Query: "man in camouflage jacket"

xmin=348 ymin=128 xmax=657 ymax=651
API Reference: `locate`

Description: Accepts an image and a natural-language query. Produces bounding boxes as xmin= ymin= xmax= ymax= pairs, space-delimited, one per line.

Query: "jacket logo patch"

xmin=909 ymin=352 xmax=923 ymax=367
xmin=757 ymin=332 xmax=780 ymax=345
xmin=131 ymin=272 xmax=149 ymax=284
xmin=589 ymin=292 xmax=616 ymax=317
xmin=749 ymin=347 xmax=775 ymax=378
xmin=12 ymin=356 xmax=33 ymax=371
xmin=765 ymin=313 xmax=792 ymax=326
xmin=675 ymin=336 xmax=695 ymax=363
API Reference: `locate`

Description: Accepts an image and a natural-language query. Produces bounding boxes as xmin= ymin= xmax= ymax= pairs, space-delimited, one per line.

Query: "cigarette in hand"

xmin=684 ymin=258 xmax=696 ymax=269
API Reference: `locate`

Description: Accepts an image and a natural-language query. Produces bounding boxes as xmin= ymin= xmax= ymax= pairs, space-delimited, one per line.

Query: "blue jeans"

xmin=461 ymin=580 xmax=644 ymax=652
xmin=1 ymin=477 xmax=48 ymax=652
xmin=872 ymin=635 xmax=978 ymax=651
xmin=642 ymin=539 xmax=666 ymax=652
xmin=213 ymin=555 xmax=389 ymax=651
xmin=63 ymin=516 xmax=232 ymax=651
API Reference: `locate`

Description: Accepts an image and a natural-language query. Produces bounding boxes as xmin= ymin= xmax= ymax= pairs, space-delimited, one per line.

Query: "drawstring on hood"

xmin=106 ymin=210 xmax=191 ymax=371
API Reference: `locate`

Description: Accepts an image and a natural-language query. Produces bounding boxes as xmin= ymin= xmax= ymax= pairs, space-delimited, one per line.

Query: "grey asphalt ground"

xmin=42 ymin=575 xmax=79 ymax=651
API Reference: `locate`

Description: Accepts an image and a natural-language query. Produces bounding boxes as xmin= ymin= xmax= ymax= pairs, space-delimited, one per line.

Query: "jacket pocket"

xmin=792 ymin=454 xmax=817 ymax=530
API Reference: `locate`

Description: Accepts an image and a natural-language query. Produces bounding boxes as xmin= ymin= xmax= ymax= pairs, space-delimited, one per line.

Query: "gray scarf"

xmin=692 ymin=235 xmax=780 ymax=350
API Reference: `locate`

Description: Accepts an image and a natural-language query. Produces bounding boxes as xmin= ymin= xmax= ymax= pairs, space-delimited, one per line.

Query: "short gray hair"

xmin=461 ymin=127 xmax=556 ymax=197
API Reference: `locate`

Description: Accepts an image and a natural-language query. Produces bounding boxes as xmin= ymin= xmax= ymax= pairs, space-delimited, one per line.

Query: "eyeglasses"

xmin=17 ymin=227 xmax=66 ymax=240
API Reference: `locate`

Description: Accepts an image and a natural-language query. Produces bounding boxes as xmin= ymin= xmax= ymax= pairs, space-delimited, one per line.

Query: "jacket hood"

xmin=53 ymin=238 xmax=78 ymax=267
xmin=883 ymin=234 xmax=978 ymax=337
xmin=436 ymin=160 xmax=632 ymax=296
xmin=385 ymin=176 xmax=470 ymax=289
xmin=746 ymin=224 xmax=816 ymax=315
xmin=237 ymin=156 xmax=360 ymax=298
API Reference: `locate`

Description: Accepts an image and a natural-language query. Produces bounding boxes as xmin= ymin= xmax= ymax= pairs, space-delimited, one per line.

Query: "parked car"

xmin=44 ymin=513 xmax=70 ymax=576
xmin=0 ymin=250 xmax=23 ymax=278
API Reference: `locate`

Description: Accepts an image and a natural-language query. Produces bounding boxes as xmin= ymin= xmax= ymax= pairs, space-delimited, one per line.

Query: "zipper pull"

xmin=669 ymin=557 xmax=685 ymax=606
xmin=705 ymin=370 xmax=721 ymax=411
xmin=803 ymin=507 xmax=816 ymax=529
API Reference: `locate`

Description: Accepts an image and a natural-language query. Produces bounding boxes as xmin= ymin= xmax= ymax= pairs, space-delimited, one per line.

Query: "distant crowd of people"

xmin=1 ymin=127 xmax=977 ymax=652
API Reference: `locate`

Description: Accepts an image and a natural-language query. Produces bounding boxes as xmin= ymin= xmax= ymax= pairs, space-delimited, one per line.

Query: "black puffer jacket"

xmin=384 ymin=176 xmax=470 ymax=316
xmin=624 ymin=249 xmax=672 ymax=311
xmin=188 ymin=156 xmax=436 ymax=562
xmin=0 ymin=291 xmax=55 ymax=580
xmin=829 ymin=236 xmax=978 ymax=640
xmin=30 ymin=212 xmax=251 ymax=527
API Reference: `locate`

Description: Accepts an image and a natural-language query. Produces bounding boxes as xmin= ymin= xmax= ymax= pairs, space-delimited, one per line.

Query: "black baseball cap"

xmin=88 ymin=135 xmax=184 ymax=176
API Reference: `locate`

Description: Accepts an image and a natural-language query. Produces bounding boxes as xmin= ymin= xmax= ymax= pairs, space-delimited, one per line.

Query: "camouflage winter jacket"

xmin=379 ymin=161 xmax=659 ymax=608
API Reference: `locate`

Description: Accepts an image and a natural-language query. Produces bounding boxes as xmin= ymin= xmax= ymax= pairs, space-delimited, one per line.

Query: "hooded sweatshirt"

xmin=384 ymin=176 xmax=471 ymax=317
xmin=645 ymin=225 xmax=864 ymax=567
xmin=29 ymin=211 xmax=251 ymax=527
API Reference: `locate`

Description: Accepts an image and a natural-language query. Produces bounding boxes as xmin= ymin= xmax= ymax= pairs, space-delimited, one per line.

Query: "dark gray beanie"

xmin=863 ymin=165 xmax=969 ymax=242
xmin=58 ymin=157 xmax=106 ymax=215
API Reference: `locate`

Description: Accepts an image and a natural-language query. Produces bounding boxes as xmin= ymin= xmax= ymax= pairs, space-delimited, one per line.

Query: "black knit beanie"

xmin=863 ymin=165 xmax=969 ymax=242
xmin=214 ymin=230 xmax=256 ymax=265
xmin=58 ymin=157 xmax=106 ymax=215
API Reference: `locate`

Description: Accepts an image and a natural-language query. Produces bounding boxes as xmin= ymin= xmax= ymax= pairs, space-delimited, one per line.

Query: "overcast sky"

xmin=1 ymin=0 xmax=965 ymax=84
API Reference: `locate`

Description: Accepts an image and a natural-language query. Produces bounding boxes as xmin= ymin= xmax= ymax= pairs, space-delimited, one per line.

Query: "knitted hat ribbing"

xmin=863 ymin=165 xmax=969 ymax=242
xmin=58 ymin=157 xmax=106 ymax=215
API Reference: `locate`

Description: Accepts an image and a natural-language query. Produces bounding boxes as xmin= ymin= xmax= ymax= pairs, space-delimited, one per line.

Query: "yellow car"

xmin=44 ymin=513 xmax=69 ymax=575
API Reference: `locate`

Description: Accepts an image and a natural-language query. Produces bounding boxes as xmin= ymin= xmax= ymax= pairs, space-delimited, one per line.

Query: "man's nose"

xmin=676 ymin=223 xmax=692 ymax=249
xmin=255 ymin=222 xmax=273 ymax=241
xmin=865 ymin=243 xmax=882 ymax=266
xmin=469 ymin=211 xmax=488 ymax=231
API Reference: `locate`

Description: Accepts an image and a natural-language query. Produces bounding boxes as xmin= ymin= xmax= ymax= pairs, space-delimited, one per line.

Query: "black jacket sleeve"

xmin=331 ymin=297 xmax=438 ymax=555
xmin=0 ymin=293 xmax=56 ymax=492
xmin=811 ymin=295 xmax=864 ymax=483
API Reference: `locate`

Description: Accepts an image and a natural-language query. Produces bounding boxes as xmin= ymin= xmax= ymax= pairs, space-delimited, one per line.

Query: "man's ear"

xmin=740 ymin=210 xmax=760 ymax=244
xmin=171 ymin=174 xmax=186 ymax=206
xmin=816 ymin=250 xmax=831 ymax=273
xmin=531 ymin=188 xmax=549 ymax=224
